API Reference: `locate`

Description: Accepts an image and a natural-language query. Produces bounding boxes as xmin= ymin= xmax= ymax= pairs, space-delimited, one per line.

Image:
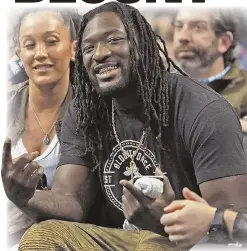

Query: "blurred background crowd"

xmin=7 ymin=7 xmax=247 ymax=82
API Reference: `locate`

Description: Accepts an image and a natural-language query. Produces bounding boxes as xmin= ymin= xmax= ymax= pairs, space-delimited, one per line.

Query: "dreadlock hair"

xmin=73 ymin=1 xmax=186 ymax=171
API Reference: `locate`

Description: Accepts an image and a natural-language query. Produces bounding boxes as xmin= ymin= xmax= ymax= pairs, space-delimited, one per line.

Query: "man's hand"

xmin=1 ymin=138 xmax=43 ymax=207
xmin=120 ymin=172 xmax=175 ymax=234
xmin=160 ymin=187 xmax=216 ymax=248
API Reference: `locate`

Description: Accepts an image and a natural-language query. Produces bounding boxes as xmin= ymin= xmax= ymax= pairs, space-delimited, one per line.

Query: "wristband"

xmin=208 ymin=208 xmax=230 ymax=243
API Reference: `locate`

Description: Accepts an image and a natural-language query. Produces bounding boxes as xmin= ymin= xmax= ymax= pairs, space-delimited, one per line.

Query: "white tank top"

xmin=11 ymin=135 xmax=60 ymax=188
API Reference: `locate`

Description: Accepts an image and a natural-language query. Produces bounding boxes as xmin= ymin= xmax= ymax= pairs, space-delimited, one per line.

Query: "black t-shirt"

xmin=58 ymin=73 xmax=247 ymax=228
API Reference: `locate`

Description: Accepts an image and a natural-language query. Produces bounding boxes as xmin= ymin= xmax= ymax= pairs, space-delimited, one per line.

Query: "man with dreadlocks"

xmin=2 ymin=2 xmax=247 ymax=250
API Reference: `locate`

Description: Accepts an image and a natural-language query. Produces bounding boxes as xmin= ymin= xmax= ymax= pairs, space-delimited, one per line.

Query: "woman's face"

xmin=18 ymin=11 xmax=75 ymax=87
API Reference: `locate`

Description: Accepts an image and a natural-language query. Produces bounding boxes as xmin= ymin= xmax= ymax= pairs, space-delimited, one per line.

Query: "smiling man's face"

xmin=82 ymin=12 xmax=131 ymax=97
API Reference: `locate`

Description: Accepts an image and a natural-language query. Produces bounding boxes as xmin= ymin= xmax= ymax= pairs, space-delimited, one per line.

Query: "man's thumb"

xmin=183 ymin=187 xmax=207 ymax=203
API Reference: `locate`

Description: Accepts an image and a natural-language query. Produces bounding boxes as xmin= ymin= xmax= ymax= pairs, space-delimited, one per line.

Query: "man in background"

xmin=173 ymin=9 xmax=247 ymax=137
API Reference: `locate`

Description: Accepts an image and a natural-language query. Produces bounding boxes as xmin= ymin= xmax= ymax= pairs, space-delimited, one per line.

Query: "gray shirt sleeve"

xmin=58 ymin=102 xmax=94 ymax=169
xmin=187 ymin=99 xmax=247 ymax=184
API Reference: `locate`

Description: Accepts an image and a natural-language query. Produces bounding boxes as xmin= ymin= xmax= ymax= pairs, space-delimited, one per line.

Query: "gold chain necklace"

xmin=30 ymin=102 xmax=61 ymax=145
xmin=111 ymin=100 xmax=149 ymax=179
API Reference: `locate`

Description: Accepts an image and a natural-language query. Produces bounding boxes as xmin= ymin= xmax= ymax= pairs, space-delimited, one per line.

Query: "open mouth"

xmin=98 ymin=66 xmax=118 ymax=75
xmin=94 ymin=64 xmax=120 ymax=80
xmin=34 ymin=64 xmax=53 ymax=71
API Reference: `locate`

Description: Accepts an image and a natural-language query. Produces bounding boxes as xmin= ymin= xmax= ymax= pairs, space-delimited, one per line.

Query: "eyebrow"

xmin=82 ymin=29 xmax=125 ymax=44
xmin=174 ymin=20 xmax=208 ymax=25
xmin=20 ymin=31 xmax=61 ymax=40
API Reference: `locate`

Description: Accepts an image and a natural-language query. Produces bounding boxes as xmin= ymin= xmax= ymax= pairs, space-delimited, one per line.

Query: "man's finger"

xmin=155 ymin=167 xmax=162 ymax=176
xmin=168 ymin=234 xmax=185 ymax=244
xmin=163 ymin=200 xmax=187 ymax=213
xmin=29 ymin=165 xmax=44 ymax=186
xmin=162 ymin=176 xmax=174 ymax=197
xmin=28 ymin=166 xmax=44 ymax=191
xmin=183 ymin=187 xmax=207 ymax=204
xmin=160 ymin=211 xmax=180 ymax=226
xmin=122 ymin=195 xmax=132 ymax=219
xmin=164 ymin=224 xmax=183 ymax=235
xmin=2 ymin=138 xmax=12 ymax=169
xmin=120 ymin=180 xmax=144 ymax=203
xmin=30 ymin=151 xmax=39 ymax=160
xmin=14 ymin=152 xmax=40 ymax=171
xmin=123 ymin=187 xmax=141 ymax=209
xmin=22 ymin=162 xmax=41 ymax=178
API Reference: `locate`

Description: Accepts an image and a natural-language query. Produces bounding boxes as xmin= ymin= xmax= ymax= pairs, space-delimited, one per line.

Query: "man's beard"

xmin=89 ymin=67 xmax=133 ymax=98
xmin=175 ymin=42 xmax=220 ymax=75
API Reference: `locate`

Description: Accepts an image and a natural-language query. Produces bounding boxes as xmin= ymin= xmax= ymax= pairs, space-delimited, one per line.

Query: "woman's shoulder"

xmin=7 ymin=81 xmax=29 ymax=102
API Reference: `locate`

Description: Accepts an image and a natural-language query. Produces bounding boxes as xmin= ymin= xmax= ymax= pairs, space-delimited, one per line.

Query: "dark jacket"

xmin=208 ymin=60 xmax=247 ymax=118
xmin=7 ymin=81 xmax=73 ymax=146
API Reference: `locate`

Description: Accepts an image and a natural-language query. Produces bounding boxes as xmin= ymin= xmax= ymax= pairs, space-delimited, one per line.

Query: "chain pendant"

xmin=43 ymin=134 xmax=50 ymax=145
xmin=130 ymin=160 xmax=136 ymax=179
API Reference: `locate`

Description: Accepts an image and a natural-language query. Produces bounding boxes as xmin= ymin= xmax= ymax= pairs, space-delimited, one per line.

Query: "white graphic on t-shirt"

xmin=103 ymin=140 xmax=159 ymax=211
xmin=123 ymin=162 xmax=141 ymax=177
